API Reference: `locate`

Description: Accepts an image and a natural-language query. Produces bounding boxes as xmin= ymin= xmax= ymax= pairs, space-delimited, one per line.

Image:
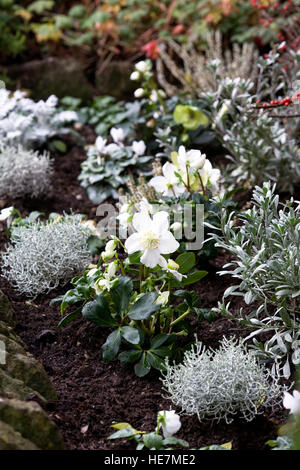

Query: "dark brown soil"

xmin=0 ymin=132 xmax=289 ymax=451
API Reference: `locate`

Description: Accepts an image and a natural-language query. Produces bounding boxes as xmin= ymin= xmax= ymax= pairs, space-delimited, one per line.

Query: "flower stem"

xmin=170 ymin=307 xmax=191 ymax=328
xmin=197 ymin=172 xmax=206 ymax=196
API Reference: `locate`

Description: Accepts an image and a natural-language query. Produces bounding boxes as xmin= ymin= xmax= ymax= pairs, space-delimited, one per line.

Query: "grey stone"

xmin=0 ymin=398 xmax=66 ymax=450
xmin=0 ymin=420 xmax=39 ymax=450
xmin=95 ymin=60 xmax=135 ymax=99
xmin=0 ymin=290 xmax=16 ymax=327
xmin=0 ymin=321 xmax=20 ymax=343
xmin=0 ymin=333 xmax=26 ymax=356
xmin=0 ymin=369 xmax=44 ymax=402
xmin=4 ymin=352 xmax=57 ymax=401
xmin=1 ymin=57 xmax=95 ymax=101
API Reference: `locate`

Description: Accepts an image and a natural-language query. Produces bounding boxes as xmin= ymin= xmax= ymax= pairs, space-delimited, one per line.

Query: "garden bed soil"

xmin=0 ymin=134 xmax=289 ymax=451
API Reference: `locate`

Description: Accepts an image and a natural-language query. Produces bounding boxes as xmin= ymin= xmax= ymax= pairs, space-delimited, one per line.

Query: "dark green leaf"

xmin=128 ymin=292 xmax=160 ymax=320
xmin=82 ymin=295 xmax=116 ymax=327
xmin=182 ymin=270 xmax=208 ymax=286
xmin=87 ymin=235 xmax=105 ymax=255
xmin=134 ymin=353 xmax=151 ymax=377
xmin=52 ymin=139 xmax=67 ymax=153
xmin=150 ymin=333 xmax=176 ymax=349
xmin=146 ymin=352 xmax=165 ymax=371
xmin=121 ymin=326 xmax=140 ymax=345
xmin=102 ymin=329 xmax=122 ymax=361
xmin=175 ymin=252 xmax=196 ymax=274
xmin=58 ymin=308 xmax=81 ymax=329
xmin=110 ymin=276 xmax=133 ymax=313
xmin=60 ymin=289 xmax=82 ymax=314
xmin=118 ymin=349 xmax=142 ymax=364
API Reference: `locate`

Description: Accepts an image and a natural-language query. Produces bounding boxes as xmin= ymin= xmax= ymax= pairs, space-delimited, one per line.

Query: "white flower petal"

xmin=152 ymin=211 xmax=170 ymax=234
xmin=162 ymin=162 xmax=177 ymax=181
xmin=159 ymin=231 xmax=180 ymax=254
xmin=149 ymin=176 xmax=167 ymax=194
xmin=124 ymin=233 xmax=142 ymax=254
xmin=140 ymin=248 xmax=161 ymax=268
xmin=132 ymin=211 xmax=153 ymax=232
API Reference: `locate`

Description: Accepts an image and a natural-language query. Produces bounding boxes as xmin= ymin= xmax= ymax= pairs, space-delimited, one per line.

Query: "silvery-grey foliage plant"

xmin=201 ymin=46 xmax=300 ymax=192
xmin=161 ymin=336 xmax=285 ymax=424
xmin=1 ymin=214 xmax=92 ymax=297
xmin=0 ymin=88 xmax=78 ymax=148
xmin=210 ymin=182 xmax=300 ymax=378
xmin=0 ymin=144 xmax=53 ymax=199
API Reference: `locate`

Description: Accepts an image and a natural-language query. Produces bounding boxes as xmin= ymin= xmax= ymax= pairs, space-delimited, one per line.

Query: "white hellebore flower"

xmin=149 ymin=162 xmax=185 ymax=197
xmin=130 ymin=71 xmax=140 ymax=81
xmin=283 ymin=390 xmax=300 ymax=415
xmin=178 ymin=145 xmax=206 ymax=171
xmin=101 ymin=239 xmax=118 ymax=261
xmin=87 ymin=267 xmax=98 ymax=278
xmin=170 ymin=222 xmax=182 ymax=232
xmin=154 ymin=291 xmax=169 ymax=306
xmin=149 ymin=90 xmax=158 ymax=103
xmin=110 ymin=127 xmax=124 ymax=145
xmin=81 ymin=219 xmax=103 ymax=238
xmin=94 ymin=262 xmax=117 ymax=294
xmin=134 ymin=88 xmax=145 ymax=98
xmin=0 ymin=206 xmax=14 ymax=222
xmin=161 ymin=258 xmax=185 ymax=282
xmin=135 ymin=61 xmax=149 ymax=73
xmin=198 ymin=159 xmax=221 ymax=195
xmin=158 ymin=410 xmax=181 ymax=438
xmin=117 ymin=203 xmax=132 ymax=228
xmin=137 ymin=197 xmax=154 ymax=216
xmin=132 ymin=140 xmax=146 ymax=156
xmin=125 ymin=211 xmax=179 ymax=268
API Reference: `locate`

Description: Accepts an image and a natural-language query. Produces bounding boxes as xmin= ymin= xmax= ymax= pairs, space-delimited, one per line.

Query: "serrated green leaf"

xmin=128 ymin=292 xmax=160 ymax=320
xmin=102 ymin=329 xmax=122 ymax=361
xmin=175 ymin=252 xmax=196 ymax=274
xmin=121 ymin=326 xmax=140 ymax=345
xmin=110 ymin=276 xmax=133 ymax=313
xmin=82 ymin=295 xmax=116 ymax=327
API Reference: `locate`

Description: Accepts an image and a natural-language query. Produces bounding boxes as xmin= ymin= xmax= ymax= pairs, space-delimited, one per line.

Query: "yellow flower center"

xmin=139 ymin=230 xmax=160 ymax=250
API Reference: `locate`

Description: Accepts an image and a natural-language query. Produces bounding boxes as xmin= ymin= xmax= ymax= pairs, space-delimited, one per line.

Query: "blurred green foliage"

xmin=1 ymin=1 xmax=299 ymax=61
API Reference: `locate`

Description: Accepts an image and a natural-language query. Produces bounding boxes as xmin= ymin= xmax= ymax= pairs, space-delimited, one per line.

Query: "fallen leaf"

xmin=81 ymin=424 xmax=89 ymax=434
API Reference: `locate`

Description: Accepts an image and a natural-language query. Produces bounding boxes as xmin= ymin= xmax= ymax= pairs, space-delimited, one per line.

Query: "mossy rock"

xmin=0 ymin=333 xmax=26 ymax=356
xmin=0 ymin=398 xmax=66 ymax=450
xmin=2 ymin=57 xmax=95 ymax=101
xmin=0 ymin=290 xmax=16 ymax=327
xmin=0 ymin=420 xmax=39 ymax=450
xmin=0 ymin=369 xmax=44 ymax=402
xmin=4 ymin=352 xmax=57 ymax=401
xmin=0 ymin=321 xmax=20 ymax=343
xmin=95 ymin=60 xmax=136 ymax=100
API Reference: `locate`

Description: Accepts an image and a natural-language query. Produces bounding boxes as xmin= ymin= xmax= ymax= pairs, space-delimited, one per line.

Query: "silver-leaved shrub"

xmin=161 ymin=336 xmax=285 ymax=423
xmin=0 ymin=144 xmax=53 ymax=199
xmin=202 ymin=46 xmax=300 ymax=192
xmin=1 ymin=215 xmax=92 ymax=297
xmin=210 ymin=182 xmax=300 ymax=378
xmin=0 ymin=88 xmax=78 ymax=148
